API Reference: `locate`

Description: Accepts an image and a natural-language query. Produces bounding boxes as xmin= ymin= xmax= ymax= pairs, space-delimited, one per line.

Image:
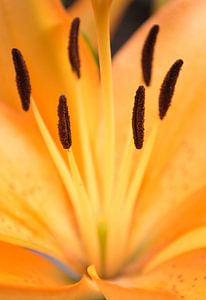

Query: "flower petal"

xmin=0 ymin=241 xmax=69 ymax=287
xmin=134 ymin=249 xmax=206 ymax=300
xmin=134 ymin=186 xmax=206 ymax=270
xmin=145 ymin=226 xmax=206 ymax=272
xmin=88 ymin=265 xmax=177 ymax=300
xmin=0 ymin=241 xmax=100 ymax=300
xmin=0 ymin=100 xmax=83 ymax=270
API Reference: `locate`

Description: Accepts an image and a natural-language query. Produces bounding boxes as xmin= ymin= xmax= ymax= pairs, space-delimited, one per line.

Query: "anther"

xmin=132 ymin=86 xmax=145 ymax=149
xmin=11 ymin=48 xmax=31 ymax=111
xmin=68 ymin=18 xmax=81 ymax=79
xmin=141 ymin=24 xmax=159 ymax=87
xmin=58 ymin=95 xmax=72 ymax=149
xmin=159 ymin=59 xmax=184 ymax=120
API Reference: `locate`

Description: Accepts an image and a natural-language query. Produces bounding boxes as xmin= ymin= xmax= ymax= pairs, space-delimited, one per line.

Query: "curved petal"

xmin=132 ymin=186 xmax=206 ymax=270
xmin=0 ymin=0 xmax=100 ymax=165
xmin=88 ymin=265 xmax=177 ymax=300
xmin=90 ymin=249 xmax=206 ymax=300
xmin=132 ymin=249 xmax=206 ymax=300
xmin=0 ymin=100 xmax=83 ymax=270
xmin=0 ymin=241 xmax=101 ymax=300
xmin=0 ymin=241 xmax=69 ymax=287
xmin=145 ymin=226 xmax=206 ymax=272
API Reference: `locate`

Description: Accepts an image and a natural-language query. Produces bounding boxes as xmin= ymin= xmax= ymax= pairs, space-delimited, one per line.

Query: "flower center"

xmin=11 ymin=6 xmax=183 ymax=280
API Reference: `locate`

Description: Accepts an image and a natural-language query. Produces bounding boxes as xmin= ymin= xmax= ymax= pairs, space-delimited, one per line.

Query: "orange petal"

xmin=134 ymin=186 xmax=206 ymax=269
xmin=0 ymin=241 xmax=69 ymax=287
xmin=133 ymin=249 xmax=206 ymax=300
xmin=0 ymin=100 xmax=83 ymax=270
xmin=0 ymin=241 xmax=101 ymax=300
xmin=88 ymin=265 xmax=177 ymax=300
xmin=145 ymin=226 xmax=206 ymax=272
xmin=0 ymin=0 xmax=100 ymax=166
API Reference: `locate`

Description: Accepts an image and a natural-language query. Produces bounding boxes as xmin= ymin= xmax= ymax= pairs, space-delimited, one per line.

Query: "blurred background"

xmin=62 ymin=0 xmax=167 ymax=55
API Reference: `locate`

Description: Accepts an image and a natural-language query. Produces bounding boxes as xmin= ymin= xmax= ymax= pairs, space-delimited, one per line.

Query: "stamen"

xmin=11 ymin=48 xmax=31 ymax=111
xmin=132 ymin=86 xmax=145 ymax=149
xmin=31 ymin=99 xmax=100 ymax=268
xmin=159 ymin=59 xmax=184 ymax=120
xmin=11 ymin=46 xmax=101 ymax=271
xmin=58 ymin=95 xmax=72 ymax=149
xmin=141 ymin=25 xmax=159 ymax=86
xmin=68 ymin=16 xmax=100 ymax=215
xmin=121 ymin=121 xmax=159 ymax=269
xmin=68 ymin=18 xmax=81 ymax=79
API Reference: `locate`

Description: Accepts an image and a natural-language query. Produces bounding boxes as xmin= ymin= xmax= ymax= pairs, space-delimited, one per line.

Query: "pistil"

xmin=91 ymin=1 xmax=115 ymax=215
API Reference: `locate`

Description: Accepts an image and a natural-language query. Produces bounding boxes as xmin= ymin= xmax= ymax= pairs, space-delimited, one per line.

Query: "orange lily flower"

xmin=0 ymin=0 xmax=206 ymax=299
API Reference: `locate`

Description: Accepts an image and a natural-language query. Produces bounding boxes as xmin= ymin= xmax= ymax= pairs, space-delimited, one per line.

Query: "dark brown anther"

xmin=68 ymin=17 xmax=81 ymax=79
xmin=58 ymin=95 xmax=72 ymax=149
xmin=159 ymin=59 xmax=184 ymax=120
xmin=132 ymin=86 xmax=145 ymax=149
xmin=11 ymin=48 xmax=31 ymax=111
xmin=141 ymin=24 xmax=159 ymax=87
